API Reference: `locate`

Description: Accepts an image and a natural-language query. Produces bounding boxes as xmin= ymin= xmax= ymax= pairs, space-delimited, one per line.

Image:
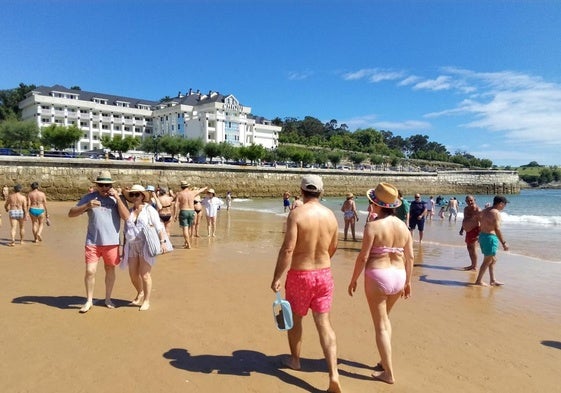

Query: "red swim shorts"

xmin=285 ymin=267 xmax=334 ymax=317
xmin=84 ymin=245 xmax=120 ymax=266
xmin=465 ymin=227 xmax=481 ymax=244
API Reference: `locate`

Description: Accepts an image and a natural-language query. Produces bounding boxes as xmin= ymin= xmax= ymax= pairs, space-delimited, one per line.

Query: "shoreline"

xmin=1 ymin=202 xmax=560 ymax=393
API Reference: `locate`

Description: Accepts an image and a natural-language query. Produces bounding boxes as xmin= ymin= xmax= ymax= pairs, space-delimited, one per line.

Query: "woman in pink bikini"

xmin=348 ymin=182 xmax=414 ymax=385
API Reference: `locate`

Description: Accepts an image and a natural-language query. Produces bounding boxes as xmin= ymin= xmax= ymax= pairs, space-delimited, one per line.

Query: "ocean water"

xmin=229 ymin=189 xmax=561 ymax=263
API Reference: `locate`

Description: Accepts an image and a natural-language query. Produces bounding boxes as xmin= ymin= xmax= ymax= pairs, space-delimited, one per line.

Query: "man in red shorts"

xmin=271 ymin=175 xmax=342 ymax=393
xmin=69 ymin=171 xmax=128 ymax=313
xmin=459 ymin=195 xmax=481 ymax=271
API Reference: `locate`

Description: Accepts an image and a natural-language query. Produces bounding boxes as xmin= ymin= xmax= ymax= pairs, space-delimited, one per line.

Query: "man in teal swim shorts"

xmin=474 ymin=196 xmax=509 ymax=287
xmin=174 ymin=180 xmax=208 ymax=249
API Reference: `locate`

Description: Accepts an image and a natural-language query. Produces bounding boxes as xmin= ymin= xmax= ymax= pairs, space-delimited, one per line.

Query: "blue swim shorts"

xmin=479 ymin=232 xmax=499 ymax=256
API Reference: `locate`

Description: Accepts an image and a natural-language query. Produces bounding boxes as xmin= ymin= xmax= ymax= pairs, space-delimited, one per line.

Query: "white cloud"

xmin=287 ymin=71 xmax=313 ymax=81
xmin=342 ymin=68 xmax=404 ymax=83
xmin=342 ymin=114 xmax=431 ymax=131
xmin=412 ymin=75 xmax=453 ymax=91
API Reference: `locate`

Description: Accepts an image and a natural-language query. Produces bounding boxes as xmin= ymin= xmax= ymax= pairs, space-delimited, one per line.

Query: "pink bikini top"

xmin=370 ymin=246 xmax=404 ymax=257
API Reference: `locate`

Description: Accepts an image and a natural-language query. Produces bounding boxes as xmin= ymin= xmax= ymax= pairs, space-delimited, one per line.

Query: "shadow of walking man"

xmin=163 ymin=348 xmax=329 ymax=392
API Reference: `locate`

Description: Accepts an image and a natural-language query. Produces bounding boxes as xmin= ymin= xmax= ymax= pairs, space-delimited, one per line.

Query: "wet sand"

xmin=1 ymin=202 xmax=560 ymax=393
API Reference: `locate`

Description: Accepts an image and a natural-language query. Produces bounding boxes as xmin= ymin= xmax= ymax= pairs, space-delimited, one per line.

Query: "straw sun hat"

xmin=123 ymin=184 xmax=151 ymax=203
xmin=366 ymin=182 xmax=402 ymax=208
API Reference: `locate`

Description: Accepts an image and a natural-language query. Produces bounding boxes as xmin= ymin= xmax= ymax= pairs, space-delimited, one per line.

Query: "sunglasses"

xmin=97 ymin=183 xmax=111 ymax=188
xmin=129 ymin=192 xmax=142 ymax=197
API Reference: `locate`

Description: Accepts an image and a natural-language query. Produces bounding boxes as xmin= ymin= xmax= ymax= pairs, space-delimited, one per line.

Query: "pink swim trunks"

xmin=285 ymin=267 xmax=334 ymax=316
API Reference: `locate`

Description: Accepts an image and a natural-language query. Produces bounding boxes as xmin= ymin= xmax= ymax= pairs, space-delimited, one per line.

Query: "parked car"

xmin=157 ymin=156 xmax=179 ymax=163
xmin=0 ymin=147 xmax=22 ymax=156
xmin=43 ymin=151 xmax=76 ymax=158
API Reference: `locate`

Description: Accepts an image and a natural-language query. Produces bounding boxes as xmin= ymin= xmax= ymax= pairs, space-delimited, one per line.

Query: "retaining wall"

xmin=0 ymin=157 xmax=520 ymax=200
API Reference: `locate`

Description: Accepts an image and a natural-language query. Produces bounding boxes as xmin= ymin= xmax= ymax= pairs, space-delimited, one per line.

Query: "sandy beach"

xmin=1 ymin=201 xmax=560 ymax=393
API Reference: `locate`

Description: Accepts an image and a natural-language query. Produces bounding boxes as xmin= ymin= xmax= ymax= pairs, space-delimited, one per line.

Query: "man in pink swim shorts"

xmin=271 ymin=175 xmax=342 ymax=393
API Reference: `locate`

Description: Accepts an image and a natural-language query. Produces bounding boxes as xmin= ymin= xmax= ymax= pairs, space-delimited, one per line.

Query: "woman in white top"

xmin=202 ymin=188 xmax=224 ymax=237
xmin=121 ymin=185 xmax=169 ymax=311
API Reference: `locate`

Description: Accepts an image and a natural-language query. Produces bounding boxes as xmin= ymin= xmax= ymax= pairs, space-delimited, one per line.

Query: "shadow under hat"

xmin=367 ymin=182 xmax=402 ymax=208
xmin=122 ymin=184 xmax=151 ymax=203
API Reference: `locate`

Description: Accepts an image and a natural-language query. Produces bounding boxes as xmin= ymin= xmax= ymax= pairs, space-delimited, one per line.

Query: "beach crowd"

xmin=2 ymin=171 xmax=510 ymax=392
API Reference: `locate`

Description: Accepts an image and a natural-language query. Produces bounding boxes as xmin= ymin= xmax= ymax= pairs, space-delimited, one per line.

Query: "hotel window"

xmin=80 ymin=122 xmax=88 ymax=127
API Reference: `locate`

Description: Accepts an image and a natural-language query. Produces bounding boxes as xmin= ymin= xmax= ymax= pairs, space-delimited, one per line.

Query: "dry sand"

xmin=1 ymin=202 xmax=560 ymax=393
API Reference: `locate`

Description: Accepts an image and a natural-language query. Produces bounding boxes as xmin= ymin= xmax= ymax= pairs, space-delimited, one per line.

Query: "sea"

xmin=229 ymin=188 xmax=561 ymax=263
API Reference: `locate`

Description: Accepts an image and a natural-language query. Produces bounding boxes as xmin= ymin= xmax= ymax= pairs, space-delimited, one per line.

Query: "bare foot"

xmin=473 ymin=281 xmax=489 ymax=287
xmin=491 ymin=281 xmax=504 ymax=286
xmin=373 ymin=362 xmax=384 ymax=371
xmin=8 ymin=241 xmax=15 ymax=247
xmin=280 ymin=356 xmax=301 ymax=370
xmin=37 ymin=234 xmax=42 ymax=242
xmin=183 ymin=244 xmax=191 ymax=249
xmin=372 ymin=370 xmax=395 ymax=384
xmin=139 ymin=302 xmax=150 ymax=311
xmin=327 ymin=380 xmax=343 ymax=393
xmin=105 ymin=299 xmax=116 ymax=309
xmin=79 ymin=301 xmax=93 ymax=313
xmin=463 ymin=266 xmax=477 ymax=271
xmin=130 ymin=294 xmax=144 ymax=306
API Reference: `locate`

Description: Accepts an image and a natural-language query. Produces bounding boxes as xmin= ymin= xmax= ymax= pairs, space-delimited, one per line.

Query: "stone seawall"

xmin=0 ymin=157 xmax=520 ymax=200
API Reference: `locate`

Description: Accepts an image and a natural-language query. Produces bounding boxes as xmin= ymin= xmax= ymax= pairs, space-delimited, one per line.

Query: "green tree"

xmin=245 ymin=143 xmax=266 ymax=165
xmin=159 ymin=135 xmax=183 ymax=158
xmin=181 ymin=138 xmax=204 ymax=161
xmin=218 ymin=141 xmax=237 ymax=162
xmin=0 ymin=83 xmax=36 ymax=121
xmin=100 ymin=135 xmax=140 ymax=159
xmin=327 ymin=150 xmax=343 ymax=168
xmin=0 ymin=119 xmax=39 ymax=150
xmin=204 ymin=142 xmax=221 ymax=163
xmin=348 ymin=152 xmax=367 ymax=168
xmin=40 ymin=124 xmax=82 ymax=151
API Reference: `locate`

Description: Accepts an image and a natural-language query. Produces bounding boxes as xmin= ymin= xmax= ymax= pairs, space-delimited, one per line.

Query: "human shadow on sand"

xmin=541 ymin=340 xmax=561 ymax=350
xmin=419 ymin=274 xmax=471 ymax=287
xmin=414 ymin=263 xmax=457 ymax=271
xmin=163 ymin=348 xmax=373 ymax=391
xmin=12 ymin=295 xmax=131 ymax=310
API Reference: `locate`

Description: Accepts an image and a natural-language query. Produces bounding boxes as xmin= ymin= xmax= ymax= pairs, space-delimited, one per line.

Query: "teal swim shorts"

xmin=479 ymin=232 xmax=499 ymax=256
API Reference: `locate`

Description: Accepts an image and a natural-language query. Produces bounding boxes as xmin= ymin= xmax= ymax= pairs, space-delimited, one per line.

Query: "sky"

xmin=1 ymin=0 xmax=561 ymax=167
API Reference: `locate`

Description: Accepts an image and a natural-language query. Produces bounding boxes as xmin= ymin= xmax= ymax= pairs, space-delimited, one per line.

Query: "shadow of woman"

xmin=12 ymin=295 xmax=130 ymax=310
xmin=419 ymin=274 xmax=472 ymax=287
xmin=163 ymin=348 xmax=370 ymax=391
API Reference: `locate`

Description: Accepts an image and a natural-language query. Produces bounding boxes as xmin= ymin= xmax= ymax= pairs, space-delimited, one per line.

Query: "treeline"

xmin=517 ymin=161 xmax=561 ymax=186
xmin=272 ymin=116 xmax=493 ymax=168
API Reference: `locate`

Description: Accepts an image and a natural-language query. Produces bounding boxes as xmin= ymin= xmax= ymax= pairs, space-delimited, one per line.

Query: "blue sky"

xmin=2 ymin=0 xmax=561 ymax=166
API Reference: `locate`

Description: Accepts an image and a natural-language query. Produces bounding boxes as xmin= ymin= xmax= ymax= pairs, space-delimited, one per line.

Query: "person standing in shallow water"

xmin=459 ymin=195 xmax=481 ymax=271
xmin=474 ymin=195 xmax=509 ymax=286
xmin=271 ymin=175 xmax=342 ymax=393
xmin=27 ymin=182 xmax=49 ymax=243
xmin=341 ymin=192 xmax=359 ymax=241
xmin=348 ymin=182 xmax=414 ymax=385
xmin=5 ymin=184 xmax=27 ymax=246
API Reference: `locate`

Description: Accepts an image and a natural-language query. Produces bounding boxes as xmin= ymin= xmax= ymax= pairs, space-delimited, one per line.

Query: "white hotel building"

xmin=18 ymin=85 xmax=280 ymax=153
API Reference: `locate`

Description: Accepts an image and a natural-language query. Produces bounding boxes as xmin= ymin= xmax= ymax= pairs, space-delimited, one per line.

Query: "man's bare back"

xmin=281 ymin=200 xmax=338 ymax=271
xmin=175 ymin=186 xmax=207 ymax=211
xmin=479 ymin=207 xmax=502 ymax=234
xmin=6 ymin=193 xmax=26 ymax=211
